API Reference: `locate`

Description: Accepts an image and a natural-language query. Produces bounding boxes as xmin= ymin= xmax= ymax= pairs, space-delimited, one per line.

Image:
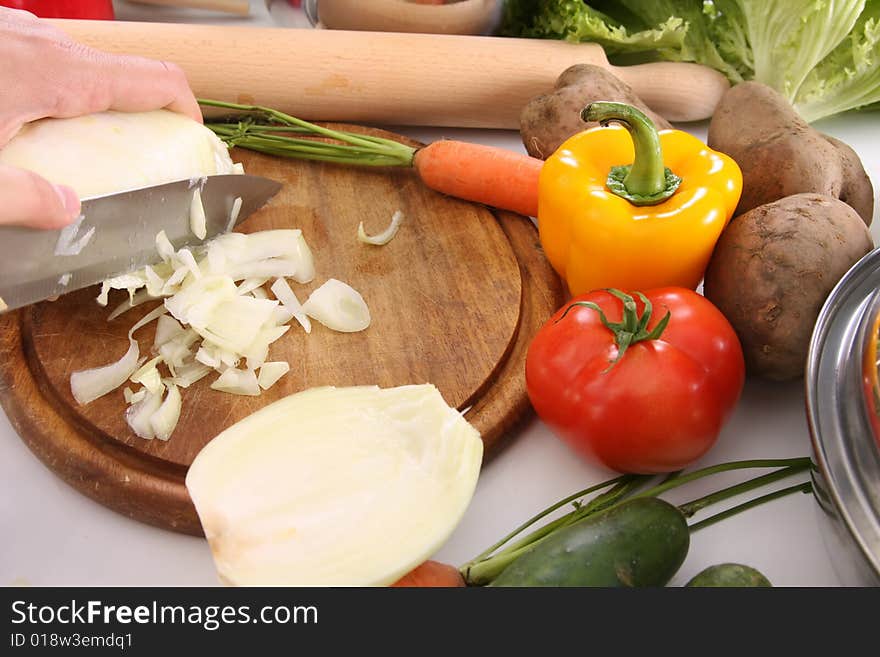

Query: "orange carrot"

xmin=413 ymin=140 xmax=542 ymax=218
xmin=392 ymin=560 xmax=466 ymax=587
xmin=202 ymin=100 xmax=544 ymax=218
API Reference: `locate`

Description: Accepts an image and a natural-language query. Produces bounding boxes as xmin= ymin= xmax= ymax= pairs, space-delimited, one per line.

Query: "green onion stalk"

xmin=460 ymin=457 xmax=815 ymax=585
xmin=198 ymin=99 xmax=417 ymax=167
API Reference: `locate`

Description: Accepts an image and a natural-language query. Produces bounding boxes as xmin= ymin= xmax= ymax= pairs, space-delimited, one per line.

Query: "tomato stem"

xmin=557 ymin=289 xmax=670 ymax=369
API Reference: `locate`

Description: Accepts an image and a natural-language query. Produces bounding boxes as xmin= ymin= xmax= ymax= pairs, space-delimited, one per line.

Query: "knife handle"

xmin=50 ymin=20 xmax=729 ymax=129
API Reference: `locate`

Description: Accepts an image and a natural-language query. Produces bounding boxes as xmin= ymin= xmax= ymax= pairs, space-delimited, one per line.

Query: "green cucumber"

xmin=490 ymin=497 xmax=689 ymax=587
xmin=686 ymin=563 xmax=772 ymax=587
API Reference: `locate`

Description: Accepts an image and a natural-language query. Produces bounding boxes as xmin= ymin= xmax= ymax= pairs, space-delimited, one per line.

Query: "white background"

xmin=1 ymin=1 xmax=878 ymax=586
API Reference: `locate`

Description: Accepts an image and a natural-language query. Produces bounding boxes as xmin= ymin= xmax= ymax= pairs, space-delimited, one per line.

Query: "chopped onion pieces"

xmin=358 ymin=210 xmax=404 ymax=246
xmin=190 ymin=188 xmax=207 ymax=240
xmin=154 ymin=315 xmax=185 ymax=348
xmin=172 ymin=361 xmax=212 ymax=388
xmin=302 ymin=279 xmax=370 ymax=333
xmin=156 ymin=230 xmax=175 ymax=263
xmin=150 ymin=383 xmax=182 ymax=441
xmin=70 ymin=339 xmax=140 ymax=405
xmin=270 ymin=278 xmax=311 ymax=334
xmin=257 ymin=362 xmax=290 ymax=390
xmin=125 ymin=387 xmax=164 ymax=440
xmin=226 ymin=196 xmax=243 ymax=233
xmin=130 ymin=356 xmax=164 ymax=395
xmin=77 ymin=220 xmax=372 ymax=443
xmin=211 ymin=368 xmax=260 ymax=396
xmin=55 ymin=215 xmax=95 ymax=257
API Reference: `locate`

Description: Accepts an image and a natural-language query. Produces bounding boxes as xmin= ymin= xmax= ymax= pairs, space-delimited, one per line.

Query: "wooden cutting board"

xmin=0 ymin=126 xmax=565 ymax=535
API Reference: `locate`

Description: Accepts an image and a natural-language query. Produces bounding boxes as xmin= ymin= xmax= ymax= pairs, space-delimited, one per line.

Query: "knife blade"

xmin=0 ymin=174 xmax=282 ymax=312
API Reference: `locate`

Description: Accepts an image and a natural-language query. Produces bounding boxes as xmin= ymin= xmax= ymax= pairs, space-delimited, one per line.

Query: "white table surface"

xmin=2 ymin=1 xmax=879 ymax=587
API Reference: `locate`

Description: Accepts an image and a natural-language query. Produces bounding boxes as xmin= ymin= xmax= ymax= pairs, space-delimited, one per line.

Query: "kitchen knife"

xmin=0 ymin=174 xmax=282 ymax=312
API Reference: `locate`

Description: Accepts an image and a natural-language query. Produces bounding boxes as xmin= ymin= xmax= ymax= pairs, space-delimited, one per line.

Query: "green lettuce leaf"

xmin=500 ymin=0 xmax=880 ymax=121
xmin=795 ymin=0 xmax=880 ymax=121
xmin=721 ymin=0 xmax=866 ymax=101
xmin=592 ymin=0 xmax=745 ymax=82
xmin=498 ymin=0 xmax=688 ymax=55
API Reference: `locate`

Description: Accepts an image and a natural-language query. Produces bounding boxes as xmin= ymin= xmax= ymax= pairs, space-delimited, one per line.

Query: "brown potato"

xmin=708 ymin=81 xmax=874 ymax=225
xmin=520 ymin=64 xmax=672 ymax=160
xmin=704 ymin=193 xmax=874 ymax=381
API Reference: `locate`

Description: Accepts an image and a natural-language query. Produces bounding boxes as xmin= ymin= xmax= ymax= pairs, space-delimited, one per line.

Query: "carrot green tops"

xmin=538 ymin=102 xmax=742 ymax=296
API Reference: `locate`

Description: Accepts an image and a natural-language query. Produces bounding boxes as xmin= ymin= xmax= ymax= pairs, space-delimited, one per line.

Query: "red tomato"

xmin=525 ymin=287 xmax=745 ymax=473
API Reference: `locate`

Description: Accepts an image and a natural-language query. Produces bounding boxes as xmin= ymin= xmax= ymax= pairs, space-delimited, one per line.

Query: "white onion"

xmin=172 ymin=361 xmax=212 ymax=389
xmin=123 ymin=387 xmax=146 ymax=404
xmin=70 ymin=209 xmax=373 ymax=444
xmin=154 ymin=315 xmax=185 ymax=348
xmin=0 ymin=109 xmax=238 ymax=198
xmin=70 ymin=339 xmax=140 ymax=405
xmin=185 ymin=384 xmax=483 ymax=586
xmin=358 ymin=210 xmax=404 ymax=246
xmin=54 ymin=214 xmax=95 ymax=257
xmin=236 ymin=278 xmax=269 ymax=296
xmin=257 ymin=362 xmax=290 ymax=390
xmin=125 ymin=387 xmax=164 ymax=440
xmin=190 ymin=188 xmax=207 ymax=240
xmin=156 ymin=231 xmax=176 ymax=263
xmin=226 ymin=196 xmax=243 ymax=233
xmin=130 ymin=356 xmax=164 ymax=396
xmin=176 ymin=248 xmax=202 ymax=280
xmin=270 ymin=278 xmax=311 ymax=334
xmin=302 ymin=279 xmax=370 ymax=333
xmin=211 ymin=368 xmax=260 ymax=396
xmin=150 ymin=383 xmax=182 ymax=441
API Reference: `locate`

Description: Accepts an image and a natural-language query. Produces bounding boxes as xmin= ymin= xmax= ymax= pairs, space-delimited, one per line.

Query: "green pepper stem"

xmin=581 ymin=101 xmax=680 ymax=205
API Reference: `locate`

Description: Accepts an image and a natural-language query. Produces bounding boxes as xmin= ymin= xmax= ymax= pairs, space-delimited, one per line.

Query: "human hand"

xmin=0 ymin=8 xmax=202 ymax=229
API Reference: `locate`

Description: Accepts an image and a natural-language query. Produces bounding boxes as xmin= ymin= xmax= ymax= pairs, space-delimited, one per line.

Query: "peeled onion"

xmin=185 ymin=384 xmax=483 ymax=586
xmin=0 ymin=110 xmax=237 ymax=198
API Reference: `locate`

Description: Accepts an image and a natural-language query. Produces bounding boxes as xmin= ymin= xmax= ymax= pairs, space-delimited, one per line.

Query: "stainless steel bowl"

xmin=807 ymin=246 xmax=880 ymax=585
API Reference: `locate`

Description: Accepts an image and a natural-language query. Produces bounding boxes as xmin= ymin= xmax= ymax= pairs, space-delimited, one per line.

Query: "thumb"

xmin=0 ymin=164 xmax=81 ymax=230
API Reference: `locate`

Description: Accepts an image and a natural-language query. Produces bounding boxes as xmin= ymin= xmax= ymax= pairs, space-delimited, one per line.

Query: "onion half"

xmin=185 ymin=384 xmax=482 ymax=586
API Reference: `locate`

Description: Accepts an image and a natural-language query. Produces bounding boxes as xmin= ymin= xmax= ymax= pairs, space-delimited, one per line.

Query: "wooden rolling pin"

xmin=51 ymin=19 xmax=729 ymax=128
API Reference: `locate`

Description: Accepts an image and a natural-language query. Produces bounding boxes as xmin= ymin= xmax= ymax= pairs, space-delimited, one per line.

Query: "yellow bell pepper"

xmin=538 ymin=102 xmax=742 ymax=297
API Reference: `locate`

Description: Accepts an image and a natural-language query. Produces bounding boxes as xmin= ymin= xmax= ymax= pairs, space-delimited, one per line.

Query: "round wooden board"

xmin=0 ymin=127 xmax=565 ymax=535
